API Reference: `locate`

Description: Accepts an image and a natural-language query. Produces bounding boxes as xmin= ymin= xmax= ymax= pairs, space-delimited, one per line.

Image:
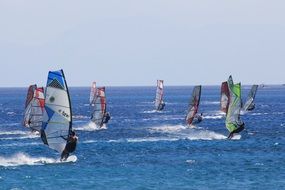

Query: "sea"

xmin=0 ymin=86 xmax=284 ymax=190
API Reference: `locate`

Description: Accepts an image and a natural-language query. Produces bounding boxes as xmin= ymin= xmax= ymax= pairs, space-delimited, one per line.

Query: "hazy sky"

xmin=0 ymin=0 xmax=284 ymax=87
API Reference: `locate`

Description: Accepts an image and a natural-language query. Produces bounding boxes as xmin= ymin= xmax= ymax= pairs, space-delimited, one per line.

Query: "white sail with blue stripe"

xmin=41 ymin=69 xmax=72 ymax=153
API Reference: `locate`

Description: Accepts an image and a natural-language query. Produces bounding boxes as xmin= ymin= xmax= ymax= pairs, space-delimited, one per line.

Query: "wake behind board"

xmin=61 ymin=155 xmax=77 ymax=163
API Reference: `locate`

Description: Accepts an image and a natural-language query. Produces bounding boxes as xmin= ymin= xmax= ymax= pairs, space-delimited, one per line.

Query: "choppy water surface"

xmin=0 ymin=86 xmax=284 ymax=189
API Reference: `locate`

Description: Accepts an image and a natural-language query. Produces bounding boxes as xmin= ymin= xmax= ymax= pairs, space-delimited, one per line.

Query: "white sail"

xmin=89 ymin=82 xmax=96 ymax=104
xmin=155 ymin=80 xmax=165 ymax=110
xmin=91 ymin=87 xmax=106 ymax=126
xmin=23 ymin=85 xmax=45 ymax=132
xmin=242 ymin=85 xmax=258 ymax=111
xmin=41 ymin=69 xmax=72 ymax=153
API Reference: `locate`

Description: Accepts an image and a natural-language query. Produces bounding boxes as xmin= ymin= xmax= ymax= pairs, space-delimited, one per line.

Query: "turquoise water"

xmin=0 ymin=86 xmax=285 ymax=189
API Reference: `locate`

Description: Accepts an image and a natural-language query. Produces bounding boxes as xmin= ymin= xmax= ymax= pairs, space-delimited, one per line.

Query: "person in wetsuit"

xmin=102 ymin=112 xmax=111 ymax=124
xmin=227 ymin=122 xmax=245 ymax=139
xmin=61 ymin=130 xmax=78 ymax=161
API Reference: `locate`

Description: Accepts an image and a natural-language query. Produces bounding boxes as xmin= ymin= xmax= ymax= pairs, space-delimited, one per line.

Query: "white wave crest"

xmin=0 ymin=142 xmax=41 ymax=147
xmin=202 ymin=101 xmax=220 ymax=105
xmin=0 ymin=131 xmax=39 ymax=140
xmin=0 ymin=153 xmax=77 ymax=167
xmin=148 ymin=125 xmax=227 ymax=140
xmin=7 ymin=112 xmax=16 ymax=115
xmin=126 ymin=137 xmax=179 ymax=143
xmin=75 ymin=122 xmax=107 ymax=131
xmin=186 ymin=159 xmax=196 ymax=164
xmin=73 ymin=115 xmax=89 ymax=119
xmin=231 ymin=134 xmax=241 ymax=140
xmin=203 ymin=115 xmax=223 ymax=119
xmin=0 ymin=153 xmax=57 ymax=167
xmin=142 ymin=110 xmax=158 ymax=113
xmin=0 ymin=130 xmax=27 ymax=135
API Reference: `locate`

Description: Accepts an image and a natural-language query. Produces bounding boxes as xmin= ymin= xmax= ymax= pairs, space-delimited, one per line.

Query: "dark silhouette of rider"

xmin=227 ymin=122 xmax=245 ymax=139
xmin=103 ymin=112 xmax=111 ymax=124
xmin=61 ymin=130 xmax=78 ymax=161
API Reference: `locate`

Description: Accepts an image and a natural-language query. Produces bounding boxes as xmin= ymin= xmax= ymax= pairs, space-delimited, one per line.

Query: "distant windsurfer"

xmin=61 ymin=130 xmax=78 ymax=161
xmin=227 ymin=122 xmax=245 ymax=139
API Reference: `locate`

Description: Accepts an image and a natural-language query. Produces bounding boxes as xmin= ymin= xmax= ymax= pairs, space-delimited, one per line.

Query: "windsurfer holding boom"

xmin=227 ymin=122 xmax=245 ymax=139
xmin=61 ymin=130 xmax=78 ymax=161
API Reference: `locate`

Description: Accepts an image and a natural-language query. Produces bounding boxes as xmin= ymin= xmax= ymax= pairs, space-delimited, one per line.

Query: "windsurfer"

xmin=227 ymin=122 xmax=245 ymax=139
xmin=103 ymin=112 xmax=111 ymax=124
xmin=61 ymin=130 xmax=78 ymax=161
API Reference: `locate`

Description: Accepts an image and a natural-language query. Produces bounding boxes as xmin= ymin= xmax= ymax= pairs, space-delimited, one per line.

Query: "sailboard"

xmin=41 ymin=69 xmax=72 ymax=154
xmin=242 ymin=84 xmax=258 ymax=111
xmin=89 ymin=82 xmax=96 ymax=104
xmin=225 ymin=75 xmax=244 ymax=134
xmin=90 ymin=87 xmax=107 ymax=127
xmin=220 ymin=81 xmax=230 ymax=114
xmin=61 ymin=155 xmax=77 ymax=163
xmin=186 ymin=85 xmax=202 ymax=126
xmin=155 ymin=80 xmax=165 ymax=111
xmin=23 ymin=85 xmax=45 ymax=132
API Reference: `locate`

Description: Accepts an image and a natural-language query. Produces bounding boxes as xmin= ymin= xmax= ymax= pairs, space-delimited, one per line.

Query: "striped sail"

xmin=186 ymin=85 xmax=201 ymax=125
xmin=155 ymin=80 xmax=165 ymax=110
xmin=41 ymin=69 xmax=72 ymax=153
xmin=242 ymin=84 xmax=258 ymax=111
xmin=91 ymin=87 xmax=106 ymax=126
xmin=220 ymin=81 xmax=230 ymax=114
xmin=89 ymin=82 xmax=97 ymax=104
xmin=23 ymin=85 xmax=45 ymax=131
xmin=225 ymin=76 xmax=243 ymax=132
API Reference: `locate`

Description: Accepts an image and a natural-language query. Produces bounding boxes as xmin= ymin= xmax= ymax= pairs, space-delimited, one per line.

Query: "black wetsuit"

xmin=103 ymin=113 xmax=111 ymax=124
xmin=228 ymin=123 xmax=245 ymax=139
xmin=158 ymin=102 xmax=165 ymax=111
xmin=61 ymin=136 xmax=77 ymax=160
xmin=247 ymin=104 xmax=255 ymax=111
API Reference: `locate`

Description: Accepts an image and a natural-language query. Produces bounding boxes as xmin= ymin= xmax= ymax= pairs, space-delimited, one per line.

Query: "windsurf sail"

xmin=90 ymin=87 xmax=107 ymax=126
xmin=155 ymin=80 xmax=165 ymax=110
xmin=242 ymin=84 xmax=258 ymax=111
xmin=23 ymin=86 xmax=45 ymax=132
xmin=220 ymin=81 xmax=230 ymax=114
xmin=186 ymin=85 xmax=202 ymax=125
xmin=225 ymin=76 xmax=243 ymax=133
xmin=89 ymin=82 xmax=96 ymax=104
xmin=41 ymin=69 xmax=72 ymax=153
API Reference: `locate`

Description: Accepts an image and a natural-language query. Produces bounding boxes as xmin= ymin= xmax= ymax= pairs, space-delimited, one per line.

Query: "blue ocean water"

xmin=0 ymin=86 xmax=285 ymax=189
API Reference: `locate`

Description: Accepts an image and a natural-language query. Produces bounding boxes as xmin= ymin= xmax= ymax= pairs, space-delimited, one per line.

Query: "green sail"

xmin=225 ymin=76 xmax=242 ymax=132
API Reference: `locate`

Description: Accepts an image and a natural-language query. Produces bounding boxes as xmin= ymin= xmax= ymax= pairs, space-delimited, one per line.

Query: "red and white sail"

xmin=23 ymin=85 xmax=45 ymax=132
xmin=89 ymin=82 xmax=97 ymax=104
xmin=186 ymin=85 xmax=201 ymax=125
xmin=91 ymin=87 xmax=107 ymax=126
xmin=220 ymin=81 xmax=230 ymax=114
